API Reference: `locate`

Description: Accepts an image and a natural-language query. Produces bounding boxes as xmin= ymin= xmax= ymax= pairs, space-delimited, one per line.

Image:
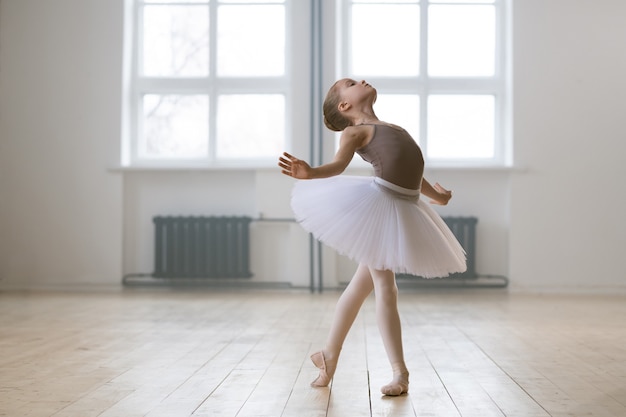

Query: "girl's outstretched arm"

xmin=278 ymin=125 xmax=368 ymax=180
xmin=421 ymin=178 xmax=453 ymax=205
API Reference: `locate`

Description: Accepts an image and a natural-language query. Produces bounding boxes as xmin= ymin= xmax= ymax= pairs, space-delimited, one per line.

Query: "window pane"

xmin=141 ymin=95 xmax=209 ymax=159
xmin=143 ymin=6 xmax=209 ymax=77
xmin=428 ymin=5 xmax=495 ymax=76
xmin=375 ymin=94 xmax=420 ymax=143
xmin=351 ymin=4 xmax=419 ymax=76
xmin=430 ymin=0 xmax=494 ymax=3
xmin=353 ymin=0 xmax=415 ymax=3
xmin=217 ymin=5 xmax=285 ymax=76
xmin=430 ymin=0 xmax=495 ymax=4
xmin=427 ymin=95 xmax=494 ymax=159
xmin=220 ymin=0 xmax=284 ymax=3
xmin=146 ymin=0 xmax=207 ymax=3
xmin=217 ymin=95 xmax=285 ymax=159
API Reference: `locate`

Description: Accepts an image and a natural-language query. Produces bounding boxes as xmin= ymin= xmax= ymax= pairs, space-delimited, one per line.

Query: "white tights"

xmin=322 ymin=263 xmax=409 ymax=393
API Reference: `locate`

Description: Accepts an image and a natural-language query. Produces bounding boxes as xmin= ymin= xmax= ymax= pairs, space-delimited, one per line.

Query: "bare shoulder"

xmin=341 ymin=124 xmax=374 ymax=149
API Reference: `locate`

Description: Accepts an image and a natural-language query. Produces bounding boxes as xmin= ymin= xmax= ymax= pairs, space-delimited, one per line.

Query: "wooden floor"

xmin=1 ymin=288 xmax=625 ymax=417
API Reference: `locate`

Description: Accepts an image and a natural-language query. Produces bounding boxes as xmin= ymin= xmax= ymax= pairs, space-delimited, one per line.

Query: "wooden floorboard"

xmin=0 ymin=289 xmax=625 ymax=417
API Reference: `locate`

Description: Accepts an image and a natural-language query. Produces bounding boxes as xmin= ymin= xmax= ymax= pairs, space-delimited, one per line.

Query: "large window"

xmin=125 ymin=0 xmax=508 ymax=167
xmin=339 ymin=0 xmax=507 ymax=165
xmin=127 ymin=0 xmax=289 ymax=166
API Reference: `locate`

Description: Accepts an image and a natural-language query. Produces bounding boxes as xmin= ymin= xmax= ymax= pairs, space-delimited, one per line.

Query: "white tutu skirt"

xmin=291 ymin=176 xmax=467 ymax=278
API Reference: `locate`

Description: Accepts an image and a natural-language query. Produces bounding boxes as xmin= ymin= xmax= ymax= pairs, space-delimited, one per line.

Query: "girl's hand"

xmin=429 ymin=182 xmax=452 ymax=206
xmin=278 ymin=152 xmax=313 ymax=179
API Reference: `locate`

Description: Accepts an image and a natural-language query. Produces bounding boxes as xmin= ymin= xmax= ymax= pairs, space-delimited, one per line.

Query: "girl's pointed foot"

xmin=380 ymin=372 xmax=409 ymax=396
xmin=310 ymin=350 xmax=336 ymax=387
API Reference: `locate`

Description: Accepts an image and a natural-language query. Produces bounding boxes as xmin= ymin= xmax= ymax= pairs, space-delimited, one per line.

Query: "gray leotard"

xmin=356 ymin=124 xmax=424 ymax=190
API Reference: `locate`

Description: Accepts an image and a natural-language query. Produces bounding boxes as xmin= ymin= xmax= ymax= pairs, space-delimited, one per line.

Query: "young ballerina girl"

xmin=278 ymin=78 xmax=466 ymax=396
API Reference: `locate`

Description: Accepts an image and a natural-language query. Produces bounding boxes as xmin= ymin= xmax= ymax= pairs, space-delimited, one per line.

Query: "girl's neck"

xmin=355 ymin=112 xmax=379 ymax=126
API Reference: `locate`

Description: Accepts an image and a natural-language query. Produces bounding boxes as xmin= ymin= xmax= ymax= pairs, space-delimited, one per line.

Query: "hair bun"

xmin=323 ymin=115 xmax=341 ymax=132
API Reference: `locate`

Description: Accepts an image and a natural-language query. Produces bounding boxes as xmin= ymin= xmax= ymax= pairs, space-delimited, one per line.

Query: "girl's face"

xmin=336 ymin=78 xmax=377 ymax=107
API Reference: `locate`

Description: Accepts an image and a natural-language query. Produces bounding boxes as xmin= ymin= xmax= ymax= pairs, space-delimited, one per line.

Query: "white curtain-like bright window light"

xmin=129 ymin=0 xmax=287 ymax=166
xmin=127 ymin=0 xmax=507 ymax=167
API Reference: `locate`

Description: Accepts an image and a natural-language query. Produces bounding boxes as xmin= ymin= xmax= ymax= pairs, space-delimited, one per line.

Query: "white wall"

xmin=1 ymin=0 xmax=624 ymax=292
xmin=0 ymin=0 xmax=124 ymax=289
xmin=510 ymin=0 xmax=626 ymax=292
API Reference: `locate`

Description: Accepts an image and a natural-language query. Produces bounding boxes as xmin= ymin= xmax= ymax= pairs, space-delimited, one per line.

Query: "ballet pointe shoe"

xmin=380 ymin=372 xmax=409 ymax=396
xmin=310 ymin=351 xmax=335 ymax=387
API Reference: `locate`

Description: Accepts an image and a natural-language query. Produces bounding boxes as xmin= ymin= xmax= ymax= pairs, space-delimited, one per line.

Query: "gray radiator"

xmin=442 ymin=216 xmax=477 ymax=279
xmin=398 ymin=216 xmax=478 ymax=280
xmin=123 ymin=215 xmax=507 ymax=288
xmin=152 ymin=216 xmax=253 ymax=279
xmin=396 ymin=216 xmax=507 ymax=287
